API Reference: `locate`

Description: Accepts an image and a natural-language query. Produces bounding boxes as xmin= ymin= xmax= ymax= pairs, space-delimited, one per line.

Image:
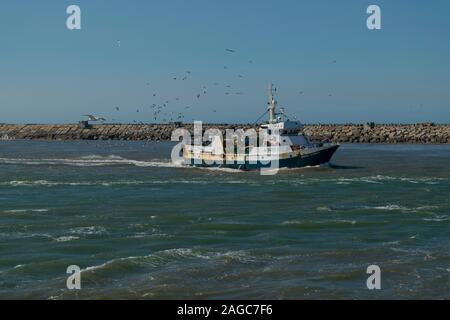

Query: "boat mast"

xmin=267 ymin=83 xmax=277 ymax=123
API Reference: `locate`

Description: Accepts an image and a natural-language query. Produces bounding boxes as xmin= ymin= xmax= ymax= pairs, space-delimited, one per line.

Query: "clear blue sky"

xmin=0 ymin=0 xmax=449 ymax=124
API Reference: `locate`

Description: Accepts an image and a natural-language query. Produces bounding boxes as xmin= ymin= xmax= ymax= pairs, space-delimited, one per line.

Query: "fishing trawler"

xmin=182 ymin=83 xmax=339 ymax=170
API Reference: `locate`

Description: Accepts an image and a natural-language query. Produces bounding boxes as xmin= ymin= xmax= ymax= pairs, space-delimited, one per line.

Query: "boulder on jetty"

xmin=0 ymin=123 xmax=448 ymax=144
xmin=304 ymin=123 xmax=449 ymax=144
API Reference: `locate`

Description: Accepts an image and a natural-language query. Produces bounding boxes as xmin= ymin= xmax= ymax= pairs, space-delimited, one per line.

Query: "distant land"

xmin=0 ymin=123 xmax=449 ymax=144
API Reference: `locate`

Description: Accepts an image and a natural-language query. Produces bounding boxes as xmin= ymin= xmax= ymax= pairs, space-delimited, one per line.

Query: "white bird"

xmin=82 ymin=114 xmax=106 ymax=122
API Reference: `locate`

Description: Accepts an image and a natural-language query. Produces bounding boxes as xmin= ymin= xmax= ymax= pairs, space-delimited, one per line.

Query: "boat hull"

xmin=184 ymin=145 xmax=339 ymax=170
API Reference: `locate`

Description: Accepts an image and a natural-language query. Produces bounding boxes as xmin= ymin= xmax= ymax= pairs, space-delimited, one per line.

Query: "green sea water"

xmin=0 ymin=141 xmax=449 ymax=299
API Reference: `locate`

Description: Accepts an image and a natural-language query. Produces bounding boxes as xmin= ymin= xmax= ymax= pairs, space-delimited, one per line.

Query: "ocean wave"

xmin=200 ymin=166 xmax=245 ymax=173
xmin=127 ymin=232 xmax=172 ymax=239
xmin=0 ymin=228 xmax=105 ymax=241
xmin=355 ymin=175 xmax=448 ymax=184
xmin=0 ymin=155 xmax=183 ymax=168
xmin=81 ymin=248 xmax=256 ymax=274
xmin=0 ymin=231 xmax=78 ymax=242
xmin=0 ymin=179 xmax=162 ymax=187
xmin=316 ymin=206 xmax=333 ymax=212
xmin=55 ymin=236 xmax=80 ymax=242
xmin=365 ymin=204 xmax=410 ymax=211
xmin=2 ymin=208 xmax=49 ymax=214
xmin=2 ymin=176 xmax=447 ymax=188
xmin=268 ymin=175 xmax=448 ymax=186
xmin=423 ymin=216 xmax=450 ymax=222
xmin=0 ymin=179 xmax=182 ymax=187
xmin=280 ymin=165 xmax=322 ymax=171
xmin=281 ymin=219 xmax=357 ymax=227
xmin=0 ymin=264 xmax=27 ymax=275
xmin=69 ymin=226 xmax=108 ymax=236
xmin=79 ymin=155 xmax=124 ymax=160
xmin=361 ymin=204 xmax=439 ymax=213
xmin=299 ymin=175 xmax=448 ymax=184
xmin=0 ymin=178 xmax=257 ymax=187
xmin=1 ymin=155 xmax=448 ymax=184
xmin=0 ymin=232 xmax=55 ymax=240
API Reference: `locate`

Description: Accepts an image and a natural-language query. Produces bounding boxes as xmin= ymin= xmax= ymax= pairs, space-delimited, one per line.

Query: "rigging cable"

xmin=252 ymin=109 xmax=269 ymax=125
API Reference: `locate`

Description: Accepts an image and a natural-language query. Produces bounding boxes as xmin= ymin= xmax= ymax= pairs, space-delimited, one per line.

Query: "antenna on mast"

xmin=267 ymin=83 xmax=277 ymax=123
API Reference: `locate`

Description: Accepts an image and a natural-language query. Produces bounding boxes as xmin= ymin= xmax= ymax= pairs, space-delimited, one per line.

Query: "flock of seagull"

xmin=83 ymin=47 xmax=338 ymax=124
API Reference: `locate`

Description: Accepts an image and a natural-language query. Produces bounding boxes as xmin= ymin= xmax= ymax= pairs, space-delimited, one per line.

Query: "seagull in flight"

xmin=82 ymin=115 xmax=106 ymax=122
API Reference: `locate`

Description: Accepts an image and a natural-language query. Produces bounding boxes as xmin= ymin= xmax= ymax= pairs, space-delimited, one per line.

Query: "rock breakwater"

xmin=0 ymin=123 xmax=448 ymax=143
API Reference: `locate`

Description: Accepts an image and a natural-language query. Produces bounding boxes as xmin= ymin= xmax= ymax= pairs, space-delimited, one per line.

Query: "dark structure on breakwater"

xmin=0 ymin=123 xmax=448 ymax=143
